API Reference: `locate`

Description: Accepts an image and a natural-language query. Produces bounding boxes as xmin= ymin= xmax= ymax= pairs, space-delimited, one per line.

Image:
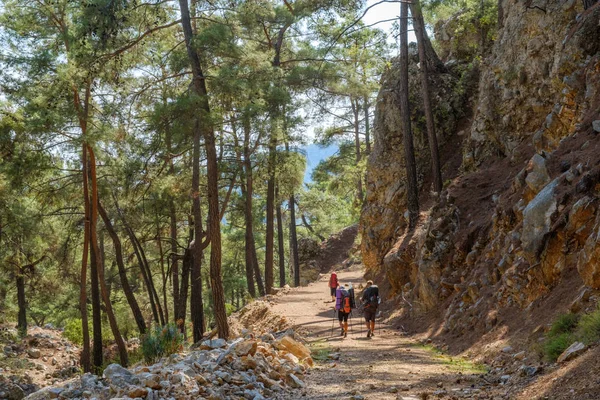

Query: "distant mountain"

xmin=303 ymin=143 xmax=338 ymax=184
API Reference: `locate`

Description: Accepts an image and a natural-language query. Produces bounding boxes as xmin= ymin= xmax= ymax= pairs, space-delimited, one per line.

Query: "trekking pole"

xmin=349 ymin=311 xmax=353 ymax=336
xmin=331 ymin=309 xmax=336 ymax=337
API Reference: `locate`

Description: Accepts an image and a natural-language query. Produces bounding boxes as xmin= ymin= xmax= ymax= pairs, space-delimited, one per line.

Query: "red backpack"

xmin=329 ymin=273 xmax=338 ymax=288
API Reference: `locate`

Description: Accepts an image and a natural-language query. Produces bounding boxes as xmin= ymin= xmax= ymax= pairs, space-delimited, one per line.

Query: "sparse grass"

xmin=574 ymin=309 xmax=600 ymax=344
xmin=414 ymin=344 xmax=488 ymax=374
xmin=543 ymin=309 xmax=600 ymax=362
xmin=308 ymin=339 xmax=331 ymax=362
xmin=548 ymin=313 xmax=580 ymax=337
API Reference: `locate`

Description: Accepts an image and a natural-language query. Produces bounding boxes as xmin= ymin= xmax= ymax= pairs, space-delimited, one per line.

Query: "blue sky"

xmin=303 ymin=143 xmax=338 ymax=183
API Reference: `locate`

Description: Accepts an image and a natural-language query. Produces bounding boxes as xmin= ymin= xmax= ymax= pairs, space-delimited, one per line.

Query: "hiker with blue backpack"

xmin=361 ymin=280 xmax=379 ymax=338
xmin=335 ymin=283 xmax=355 ymax=338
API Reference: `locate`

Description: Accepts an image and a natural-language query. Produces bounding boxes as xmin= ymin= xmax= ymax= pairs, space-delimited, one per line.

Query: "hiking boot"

xmin=340 ymin=329 xmax=344 ymax=336
xmin=371 ymin=330 xmax=375 ymax=337
xmin=343 ymin=330 xmax=347 ymax=338
xmin=367 ymin=330 xmax=371 ymax=338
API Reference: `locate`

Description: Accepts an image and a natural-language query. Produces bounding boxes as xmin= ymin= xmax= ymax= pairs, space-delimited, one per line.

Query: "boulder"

xmin=557 ymin=341 xmax=586 ymax=363
xmin=287 ymin=373 xmax=305 ymax=388
xmin=200 ymin=338 xmax=227 ymax=350
xmin=522 ymin=179 xmax=559 ymax=259
xmin=26 ymin=348 xmax=41 ymax=359
xmin=273 ymin=336 xmax=311 ymax=361
xmin=235 ymin=340 xmax=258 ymax=357
xmin=103 ymin=363 xmax=139 ymax=386
xmin=525 ymin=154 xmax=551 ymax=195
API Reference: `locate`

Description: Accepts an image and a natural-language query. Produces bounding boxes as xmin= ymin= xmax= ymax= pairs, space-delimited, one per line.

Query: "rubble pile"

xmin=25 ymin=330 xmax=313 ymax=400
xmin=0 ymin=326 xmax=81 ymax=400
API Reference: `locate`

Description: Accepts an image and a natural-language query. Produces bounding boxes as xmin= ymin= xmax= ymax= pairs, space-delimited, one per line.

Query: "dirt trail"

xmin=271 ymin=265 xmax=483 ymax=400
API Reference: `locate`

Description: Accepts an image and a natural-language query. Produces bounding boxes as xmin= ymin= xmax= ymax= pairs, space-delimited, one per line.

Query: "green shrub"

xmin=548 ymin=313 xmax=580 ymax=337
xmin=63 ymin=318 xmax=85 ymax=345
xmin=543 ymin=332 xmax=573 ymax=362
xmin=543 ymin=313 xmax=580 ymax=362
xmin=141 ymin=324 xmax=184 ymax=364
xmin=575 ymin=308 xmax=600 ymax=345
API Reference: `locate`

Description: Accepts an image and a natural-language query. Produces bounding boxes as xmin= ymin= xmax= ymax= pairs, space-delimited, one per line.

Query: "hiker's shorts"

xmin=330 ymin=287 xmax=336 ymax=297
xmin=338 ymin=311 xmax=349 ymax=322
xmin=363 ymin=309 xmax=376 ymax=322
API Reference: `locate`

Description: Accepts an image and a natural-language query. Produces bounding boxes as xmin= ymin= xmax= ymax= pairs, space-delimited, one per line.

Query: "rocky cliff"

xmin=360 ymin=0 xmax=600 ymax=348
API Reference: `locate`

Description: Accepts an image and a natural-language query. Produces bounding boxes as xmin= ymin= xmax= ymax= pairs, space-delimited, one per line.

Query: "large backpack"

xmin=329 ymin=273 xmax=338 ymax=288
xmin=340 ymin=289 xmax=352 ymax=313
xmin=364 ymin=285 xmax=380 ymax=311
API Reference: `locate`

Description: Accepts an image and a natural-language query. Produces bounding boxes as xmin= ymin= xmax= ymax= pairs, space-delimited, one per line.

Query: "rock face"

xmin=360 ymin=51 xmax=468 ymax=272
xmin=25 ymin=331 xmax=312 ymax=400
xmin=360 ymin=0 xmax=600 ymax=338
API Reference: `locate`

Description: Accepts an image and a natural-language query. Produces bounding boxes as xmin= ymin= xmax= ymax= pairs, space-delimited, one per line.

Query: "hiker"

xmin=328 ymin=271 xmax=339 ymax=302
xmin=335 ymin=283 xmax=355 ymax=338
xmin=361 ymin=280 xmax=379 ymax=338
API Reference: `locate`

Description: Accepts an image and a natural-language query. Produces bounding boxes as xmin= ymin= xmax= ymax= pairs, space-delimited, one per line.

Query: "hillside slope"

xmin=359 ymin=0 xmax=600 ymax=397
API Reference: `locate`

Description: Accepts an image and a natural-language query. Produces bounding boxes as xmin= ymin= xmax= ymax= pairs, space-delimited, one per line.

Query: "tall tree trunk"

xmin=89 ymin=217 xmax=103 ymax=370
xmin=177 ymin=246 xmax=192 ymax=334
xmin=240 ymin=179 xmax=255 ymax=297
xmin=156 ymin=218 xmax=169 ymax=323
xmin=351 ymin=98 xmax=364 ymax=205
xmin=264 ymin=136 xmax=276 ymax=294
xmin=411 ymin=0 xmax=443 ymax=194
xmin=364 ymin=95 xmax=371 ymax=155
xmin=98 ymin=202 xmax=147 ymax=335
xmin=410 ymin=9 xmax=446 ymax=73
xmin=88 ymin=147 xmax=128 ymax=367
xmin=190 ymin=115 xmax=205 ymax=343
xmin=164 ymin=99 xmax=180 ymax=325
xmin=242 ymin=121 xmax=264 ymax=297
xmin=179 ymin=0 xmax=229 ymax=339
xmin=80 ymin=145 xmax=91 ymax=373
xmin=118 ymin=212 xmax=161 ymax=325
xmin=130 ymin=231 xmax=165 ymax=325
xmin=284 ymin=142 xmax=300 ymax=287
xmin=400 ymin=2 xmax=420 ymax=229
xmin=16 ymin=272 xmax=26 ymax=337
xmin=276 ymin=191 xmax=286 ymax=287
xmin=289 ymin=195 xmax=300 ymax=287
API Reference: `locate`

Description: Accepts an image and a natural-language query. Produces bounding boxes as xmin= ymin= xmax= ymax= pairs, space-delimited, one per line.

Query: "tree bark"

xmin=410 ymin=8 xmax=446 ymax=73
xmin=80 ymin=145 xmax=91 ymax=373
xmin=88 ymin=147 xmax=128 ymax=367
xmin=118 ymin=210 xmax=161 ymax=325
xmin=351 ymin=98 xmax=364 ymax=205
xmin=189 ymin=112 xmax=205 ymax=343
xmin=242 ymin=120 xmax=264 ymax=297
xmin=155 ymin=217 xmax=169 ymax=323
xmin=16 ymin=272 xmax=26 ymax=337
xmin=400 ymin=2 xmax=420 ymax=229
xmin=364 ymin=95 xmax=371 ymax=155
xmin=178 ymin=0 xmax=229 ymax=339
xmin=129 ymin=230 xmax=165 ymax=326
xmin=177 ymin=246 xmax=192 ymax=334
xmin=289 ymin=195 xmax=300 ymax=286
xmin=98 ymin=202 xmax=147 ymax=335
xmin=411 ymin=0 xmax=443 ymax=194
xmin=264 ymin=136 xmax=276 ymax=294
xmin=276 ymin=192 xmax=286 ymax=287
xmin=89 ymin=216 xmax=103 ymax=370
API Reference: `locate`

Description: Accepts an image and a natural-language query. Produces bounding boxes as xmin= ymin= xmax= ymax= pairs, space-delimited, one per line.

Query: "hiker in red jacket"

xmin=328 ymin=271 xmax=338 ymax=302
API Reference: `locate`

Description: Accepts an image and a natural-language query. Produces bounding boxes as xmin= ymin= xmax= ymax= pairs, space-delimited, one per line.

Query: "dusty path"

xmin=271 ymin=266 xmax=483 ymax=400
